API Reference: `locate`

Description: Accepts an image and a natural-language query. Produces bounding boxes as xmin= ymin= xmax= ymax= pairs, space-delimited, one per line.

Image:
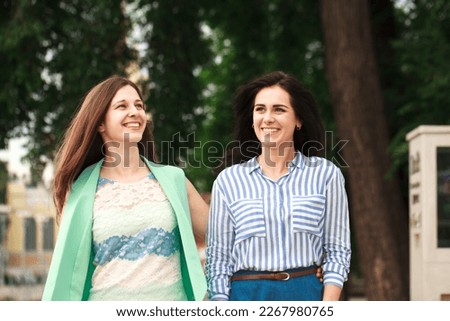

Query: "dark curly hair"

xmin=223 ymin=70 xmax=325 ymax=168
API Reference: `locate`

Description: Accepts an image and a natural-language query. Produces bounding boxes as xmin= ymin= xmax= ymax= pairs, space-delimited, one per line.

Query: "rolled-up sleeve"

xmin=205 ymin=179 xmax=235 ymax=301
xmin=322 ymin=168 xmax=351 ymax=288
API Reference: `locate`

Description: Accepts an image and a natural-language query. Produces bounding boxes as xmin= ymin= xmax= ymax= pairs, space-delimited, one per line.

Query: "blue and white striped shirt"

xmin=205 ymin=152 xmax=351 ymax=301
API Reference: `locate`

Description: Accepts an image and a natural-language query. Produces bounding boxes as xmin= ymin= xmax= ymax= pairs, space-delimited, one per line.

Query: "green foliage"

xmin=0 ymin=1 xmax=47 ymax=146
xmin=1 ymin=0 xmax=449 ymax=194
xmin=389 ymin=0 xmax=450 ymax=174
xmin=0 ymin=0 xmax=135 ymax=184
xmin=0 ymin=162 xmax=7 ymax=203
xmin=136 ymin=0 xmax=212 ymax=168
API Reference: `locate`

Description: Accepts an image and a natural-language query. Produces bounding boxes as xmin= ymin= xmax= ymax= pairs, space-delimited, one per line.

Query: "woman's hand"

xmin=316 ymin=266 xmax=324 ymax=282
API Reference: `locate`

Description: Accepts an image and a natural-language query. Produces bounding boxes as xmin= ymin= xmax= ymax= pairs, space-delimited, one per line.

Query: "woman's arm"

xmin=205 ymin=180 xmax=235 ymax=301
xmin=323 ymin=284 xmax=342 ymax=301
xmin=186 ymin=178 xmax=209 ymax=243
xmin=321 ymin=167 xmax=351 ymax=300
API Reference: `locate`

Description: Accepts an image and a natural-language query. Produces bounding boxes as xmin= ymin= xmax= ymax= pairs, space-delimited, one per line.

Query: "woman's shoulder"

xmin=215 ymin=159 xmax=253 ymax=182
xmin=303 ymin=154 xmax=334 ymax=167
xmin=145 ymin=160 xmax=185 ymax=178
xmin=301 ymin=154 xmax=344 ymax=175
xmin=73 ymin=160 xmax=103 ymax=187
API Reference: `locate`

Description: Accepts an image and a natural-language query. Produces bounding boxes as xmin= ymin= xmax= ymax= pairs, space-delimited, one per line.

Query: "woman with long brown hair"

xmin=43 ymin=76 xmax=207 ymax=300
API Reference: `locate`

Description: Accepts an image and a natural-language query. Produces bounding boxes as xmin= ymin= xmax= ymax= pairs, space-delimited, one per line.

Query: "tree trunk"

xmin=319 ymin=0 xmax=409 ymax=300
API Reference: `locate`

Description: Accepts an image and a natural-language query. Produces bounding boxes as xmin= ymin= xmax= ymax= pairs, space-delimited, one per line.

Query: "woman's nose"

xmin=263 ymin=111 xmax=274 ymax=123
xmin=128 ymin=105 xmax=138 ymax=116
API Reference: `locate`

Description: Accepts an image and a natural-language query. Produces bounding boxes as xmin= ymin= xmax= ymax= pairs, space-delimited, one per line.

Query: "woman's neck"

xmin=258 ymin=146 xmax=296 ymax=181
xmin=101 ymin=143 xmax=149 ymax=182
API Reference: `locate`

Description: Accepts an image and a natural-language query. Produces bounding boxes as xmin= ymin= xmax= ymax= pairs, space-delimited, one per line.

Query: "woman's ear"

xmin=98 ymin=122 xmax=105 ymax=133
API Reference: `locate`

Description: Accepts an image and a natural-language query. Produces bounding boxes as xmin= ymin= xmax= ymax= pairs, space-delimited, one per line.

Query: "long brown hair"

xmin=53 ymin=76 xmax=157 ymax=221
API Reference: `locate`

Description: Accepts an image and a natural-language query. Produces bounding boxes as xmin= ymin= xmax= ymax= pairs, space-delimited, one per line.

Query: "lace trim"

xmin=94 ymin=173 xmax=167 ymax=212
xmin=97 ymin=172 xmax=156 ymax=190
xmin=93 ymin=227 xmax=181 ymax=266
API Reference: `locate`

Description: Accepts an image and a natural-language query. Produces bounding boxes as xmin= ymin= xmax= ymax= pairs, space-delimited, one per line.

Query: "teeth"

xmin=125 ymin=123 xmax=140 ymax=128
xmin=262 ymin=128 xmax=278 ymax=132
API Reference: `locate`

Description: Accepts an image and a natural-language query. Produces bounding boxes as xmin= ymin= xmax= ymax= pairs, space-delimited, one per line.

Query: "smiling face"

xmin=98 ymin=85 xmax=146 ymax=144
xmin=253 ymin=85 xmax=302 ymax=149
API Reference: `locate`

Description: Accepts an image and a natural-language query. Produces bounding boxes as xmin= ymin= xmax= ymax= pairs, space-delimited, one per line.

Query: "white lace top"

xmin=88 ymin=172 xmax=187 ymax=300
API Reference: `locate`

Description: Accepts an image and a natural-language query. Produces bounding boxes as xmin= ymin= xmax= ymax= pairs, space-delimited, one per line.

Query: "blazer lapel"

xmin=145 ymin=159 xmax=206 ymax=300
xmin=42 ymin=160 xmax=102 ymax=300
xmin=146 ymin=160 xmax=191 ymax=226
xmin=69 ymin=160 xmax=103 ymax=298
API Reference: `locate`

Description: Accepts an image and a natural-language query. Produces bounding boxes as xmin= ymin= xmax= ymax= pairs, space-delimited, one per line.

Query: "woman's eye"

xmin=136 ymin=104 xmax=144 ymax=110
xmin=117 ymin=105 xmax=126 ymax=109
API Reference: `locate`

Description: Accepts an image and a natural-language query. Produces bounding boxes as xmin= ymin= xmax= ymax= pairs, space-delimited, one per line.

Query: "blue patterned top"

xmin=88 ymin=173 xmax=187 ymax=301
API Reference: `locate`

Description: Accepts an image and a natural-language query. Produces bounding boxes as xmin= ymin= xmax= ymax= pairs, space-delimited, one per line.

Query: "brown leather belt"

xmin=231 ymin=267 xmax=317 ymax=281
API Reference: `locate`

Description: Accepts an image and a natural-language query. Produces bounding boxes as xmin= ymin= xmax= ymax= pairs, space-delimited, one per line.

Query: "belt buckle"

xmin=279 ymin=272 xmax=290 ymax=281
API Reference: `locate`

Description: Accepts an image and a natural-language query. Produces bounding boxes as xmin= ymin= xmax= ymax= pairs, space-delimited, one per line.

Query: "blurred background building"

xmin=0 ymin=181 xmax=55 ymax=300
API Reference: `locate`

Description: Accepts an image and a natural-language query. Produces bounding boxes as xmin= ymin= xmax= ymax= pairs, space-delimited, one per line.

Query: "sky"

xmin=0 ymin=137 xmax=30 ymax=179
xmin=0 ymin=137 xmax=53 ymax=186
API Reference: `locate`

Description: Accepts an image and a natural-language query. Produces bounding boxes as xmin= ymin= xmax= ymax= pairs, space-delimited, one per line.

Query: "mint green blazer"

xmin=42 ymin=158 xmax=206 ymax=301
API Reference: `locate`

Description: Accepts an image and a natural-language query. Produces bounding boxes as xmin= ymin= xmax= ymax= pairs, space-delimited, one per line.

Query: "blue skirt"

xmin=229 ymin=266 xmax=323 ymax=301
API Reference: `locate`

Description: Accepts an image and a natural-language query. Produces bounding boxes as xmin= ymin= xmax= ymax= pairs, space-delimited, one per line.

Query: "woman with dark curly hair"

xmin=206 ymin=71 xmax=351 ymax=301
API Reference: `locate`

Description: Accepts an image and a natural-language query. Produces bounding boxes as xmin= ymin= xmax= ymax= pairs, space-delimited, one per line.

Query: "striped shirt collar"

xmin=246 ymin=151 xmax=306 ymax=174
